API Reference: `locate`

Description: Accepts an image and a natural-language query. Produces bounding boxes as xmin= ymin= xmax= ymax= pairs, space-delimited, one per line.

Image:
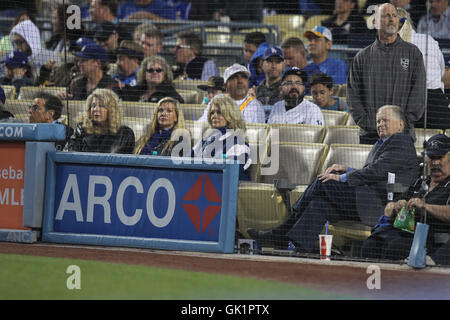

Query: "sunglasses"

xmin=146 ymin=68 xmax=163 ymax=73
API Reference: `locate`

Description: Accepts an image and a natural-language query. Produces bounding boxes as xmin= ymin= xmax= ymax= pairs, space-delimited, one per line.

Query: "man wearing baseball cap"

xmin=0 ymin=50 xmax=34 ymax=98
xmin=198 ymin=63 xmax=265 ymax=123
xmin=362 ymin=134 xmax=450 ymax=265
xmin=255 ymin=46 xmax=285 ymax=107
xmin=66 ymin=43 xmax=119 ymax=100
xmin=114 ymin=40 xmax=144 ymax=87
xmin=197 ymin=76 xmax=225 ymax=105
xmin=304 ymin=25 xmax=348 ymax=85
xmin=267 ymin=67 xmax=324 ymax=125
xmin=94 ymin=22 xmax=120 ymax=63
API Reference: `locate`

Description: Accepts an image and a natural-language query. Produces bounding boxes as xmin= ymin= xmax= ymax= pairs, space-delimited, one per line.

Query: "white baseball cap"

xmin=223 ymin=63 xmax=251 ymax=83
xmin=304 ymin=25 xmax=332 ymax=41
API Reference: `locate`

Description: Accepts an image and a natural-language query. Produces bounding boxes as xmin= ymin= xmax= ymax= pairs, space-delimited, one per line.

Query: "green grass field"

xmin=0 ymin=253 xmax=354 ymax=300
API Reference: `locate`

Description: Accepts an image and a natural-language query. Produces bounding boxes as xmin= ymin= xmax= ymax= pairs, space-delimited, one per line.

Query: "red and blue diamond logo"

xmin=182 ymin=173 xmax=222 ymax=234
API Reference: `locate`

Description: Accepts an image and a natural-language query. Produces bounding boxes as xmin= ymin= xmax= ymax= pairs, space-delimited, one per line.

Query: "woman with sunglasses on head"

xmin=121 ymin=55 xmax=184 ymax=103
xmin=67 ymin=88 xmax=135 ymax=154
xmin=192 ymin=94 xmax=252 ymax=181
xmin=134 ymin=97 xmax=190 ymax=156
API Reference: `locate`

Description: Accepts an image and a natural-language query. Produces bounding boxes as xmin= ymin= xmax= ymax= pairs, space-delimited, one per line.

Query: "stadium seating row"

xmin=6 ymin=98 xmax=444 ymax=148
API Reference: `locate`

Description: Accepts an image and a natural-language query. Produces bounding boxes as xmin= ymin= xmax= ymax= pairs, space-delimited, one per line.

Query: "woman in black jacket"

xmin=121 ymin=55 xmax=184 ymax=103
xmin=67 ymin=88 xmax=135 ymax=154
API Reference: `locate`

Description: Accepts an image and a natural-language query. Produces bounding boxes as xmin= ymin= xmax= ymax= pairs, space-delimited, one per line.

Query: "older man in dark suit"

xmin=248 ymin=105 xmax=420 ymax=252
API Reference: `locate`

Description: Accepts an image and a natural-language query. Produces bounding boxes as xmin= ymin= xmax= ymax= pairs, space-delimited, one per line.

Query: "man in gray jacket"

xmin=347 ymin=2 xmax=426 ymax=145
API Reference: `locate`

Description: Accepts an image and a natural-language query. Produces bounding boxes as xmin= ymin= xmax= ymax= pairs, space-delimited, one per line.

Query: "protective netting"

xmin=0 ymin=0 xmax=449 ymax=266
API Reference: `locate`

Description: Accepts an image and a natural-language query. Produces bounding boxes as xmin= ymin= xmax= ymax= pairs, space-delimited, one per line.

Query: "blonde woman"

xmin=192 ymin=94 xmax=251 ymax=181
xmin=67 ymin=88 xmax=135 ymax=153
xmin=134 ymin=97 xmax=189 ymax=156
xmin=122 ymin=55 xmax=184 ymax=103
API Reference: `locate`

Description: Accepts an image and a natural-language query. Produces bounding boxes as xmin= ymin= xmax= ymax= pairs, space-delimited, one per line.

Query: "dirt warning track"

xmin=1 ymin=242 xmax=450 ymax=299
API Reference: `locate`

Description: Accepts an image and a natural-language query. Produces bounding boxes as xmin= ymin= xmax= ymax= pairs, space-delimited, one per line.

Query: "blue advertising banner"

xmin=0 ymin=123 xmax=65 ymax=141
xmin=43 ymin=152 xmax=239 ymax=253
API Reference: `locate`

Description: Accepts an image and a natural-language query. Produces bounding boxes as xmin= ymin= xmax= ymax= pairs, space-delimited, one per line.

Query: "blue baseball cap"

xmin=281 ymin=67 xmax=307 ymax=84
xmin=0 ymin=86 xmax=6 ymax=105
xmin=73 ymin=43 xmax=107 ymax=61
xmin=425 ymin=134 xmax=450 ymax=157
xmin=263 ymin=46 xmax=284 ymax=61
xmin=75 ymin=37 xmax=96 ymax=50
xmin=2 ymin=50 xmax=28 ymax=68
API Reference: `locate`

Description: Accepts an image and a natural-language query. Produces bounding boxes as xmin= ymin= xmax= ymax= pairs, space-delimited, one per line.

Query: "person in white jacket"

xmin=397 ymin=7 xmax=449 ymax=130
xmin=8 ymin=20 xmax=61 ymax=77
xmin=198 ymin=64 xmax=265 ymax=124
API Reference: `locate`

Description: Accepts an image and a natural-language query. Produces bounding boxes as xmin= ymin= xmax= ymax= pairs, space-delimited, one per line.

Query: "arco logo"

xmin=182 ymin=173 xmax=221 ymax=233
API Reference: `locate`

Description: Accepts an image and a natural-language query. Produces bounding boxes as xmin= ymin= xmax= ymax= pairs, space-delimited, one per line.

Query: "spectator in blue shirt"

xmin=281 ymin=37 xmax=321 ymax=94
xmin=117 ymin=0 xmax=177 ymax=21
xmin=304 ymin=25 xmax=349 ymax=84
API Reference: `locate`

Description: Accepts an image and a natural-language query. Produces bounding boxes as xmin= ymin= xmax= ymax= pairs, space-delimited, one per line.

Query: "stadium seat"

xmin=338 ymin=97 xmax=348 ymax=112
xmin=259 ymin=142 xmax=328 ymax=187
xmin=269 ymin=123 xmax=325 ymax=143
xmin=318 ymin=143 xmax=380 ymax=255
xmin=2 ymin=85 xmax=16 ymax=100
xmin=178 ymin=89 xmax=199 ymax=104
xmin=218 ymin=66 xmax=226 ymax=77
xmin=322 ymin=110 xmax=348 ymax=126
xmin=246 ymin=123 xmax=269 ymax=144
xmin=18 ymin=86 xmax=66 ymax=100
xmin=236 ymin=181 xmax=289 ymax=238
xmin=173 ymin=80 xmax=208 ymax=103
xmin=319 ymin=143 xmax=372 ymax=173
xmin=12 ymin=113 xmax=29 ymax=122
xmin=346 ymin=113 xmax=357 ymax=126
xmin=180 ymin=104 xmax=206 ymax=121
xmin=184 ymin=120 xmax=209 ymax=145
xmin=4 ymin=99 xmax=32 ymax=115
xmin=322 ymin=125 xmax=360 ymax=145
xmin=120 ymin=101 xmax=156 ymax=119
xmin=121 ymin=117 xmax=149 ymax=143
xmin=246 ymin=124 xmax=270 ymax=182
xmin=262 ymin=14 xmax=305 ymax=39
xmin=414 ymin=128 xmax=443 ymax=147
xmin=335 ymin=84 xmax=347 ymax=97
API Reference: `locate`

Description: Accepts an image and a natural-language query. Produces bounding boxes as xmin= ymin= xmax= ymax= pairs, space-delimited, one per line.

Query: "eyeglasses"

xmin=282 ymin=80 xmax=304 ymax=86
xmin=174 ymin=44 xmax=191 ymax=51
xmin=146 ymin=68 xmax=163 ymax=73
xmin=29 ymin=104 xmax=42 ymax=111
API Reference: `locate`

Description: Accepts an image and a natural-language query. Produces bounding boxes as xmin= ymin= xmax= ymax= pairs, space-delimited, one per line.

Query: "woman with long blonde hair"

xmin=192 ymin=94 xmax=251 ymax=180
xmin=134 ymin=97 xmax=189 ymax=156
xmin=67 ymin=88 xmax=135 ymax=153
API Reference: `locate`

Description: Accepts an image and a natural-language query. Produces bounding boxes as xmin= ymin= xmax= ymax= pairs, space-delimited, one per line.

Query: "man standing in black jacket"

xmin=347 ymin=2 xmax=426 ymax=145
xmin=248 ymin=105 xmax=420 ymax=252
